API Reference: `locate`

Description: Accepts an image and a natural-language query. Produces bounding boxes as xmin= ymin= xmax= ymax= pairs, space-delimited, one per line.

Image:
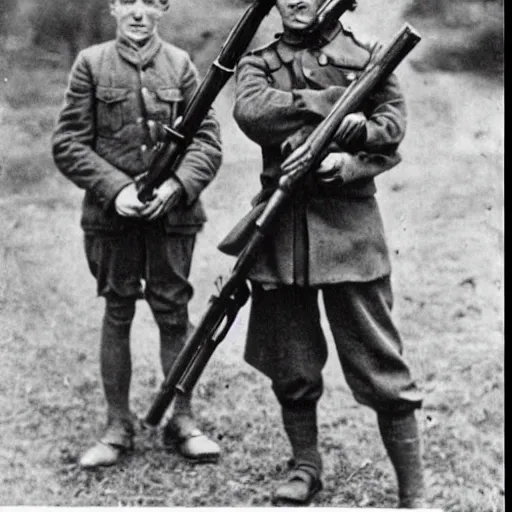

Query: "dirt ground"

xmin=0 ymin=0 xmax=503 ymax=509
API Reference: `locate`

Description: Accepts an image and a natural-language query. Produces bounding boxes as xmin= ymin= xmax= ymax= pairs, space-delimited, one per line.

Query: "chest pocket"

xmin=146 ymin=87 xmax=183 ymax=125
xmin=95 ymin=86 xmax=130 ymax=134
xmin=300 ymin=51 xmax=362 ymax=89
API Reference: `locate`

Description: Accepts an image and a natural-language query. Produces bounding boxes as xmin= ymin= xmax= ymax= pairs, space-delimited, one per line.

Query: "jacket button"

xmin=318 ymin=53 xmax=328 ymax=66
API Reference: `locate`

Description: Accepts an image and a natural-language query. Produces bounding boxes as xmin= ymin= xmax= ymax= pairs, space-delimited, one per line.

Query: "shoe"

xmin=272 ymin=465 xmax=323 ymax=506
xmin=163 ymin=414 xmax=220 ymax=463
xmin=79 ymin=422 xmax=133 ymax=469
xmin=79 ymin=441 xmax=123 ymax=468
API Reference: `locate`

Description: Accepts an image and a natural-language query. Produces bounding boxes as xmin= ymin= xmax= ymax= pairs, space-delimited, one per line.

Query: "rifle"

xmin=144 ymin=23 xmax=421 ymax=427
xmin=306 ymin=0 xmax=358 ymax=35
xmin=135 ymin=0 xmax=359 ymax=202
xmin=135 ymin=0 xmax=276 ymax=202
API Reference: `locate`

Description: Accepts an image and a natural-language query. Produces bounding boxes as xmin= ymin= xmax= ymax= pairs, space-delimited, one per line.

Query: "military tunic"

xmin=53 ymin=35 xmax=222 ymax=235
xmin=233 ymin=23 xmax=405 ymax=286
xmin=52 ymin=35 xmax=222 ymax=319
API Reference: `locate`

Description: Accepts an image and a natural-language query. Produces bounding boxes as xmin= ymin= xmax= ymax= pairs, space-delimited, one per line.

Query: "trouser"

xmin=246 ymin=277 xmax=423 ymax=412
xmin=84 ymin=225 xmax=196 ymax=429
xmin=245 ymin=278 xmax=424 ymax=502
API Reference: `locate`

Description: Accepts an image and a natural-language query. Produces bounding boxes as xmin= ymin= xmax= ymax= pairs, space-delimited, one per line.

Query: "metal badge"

xmin=346 ymin=71 xmax=357 ymax=82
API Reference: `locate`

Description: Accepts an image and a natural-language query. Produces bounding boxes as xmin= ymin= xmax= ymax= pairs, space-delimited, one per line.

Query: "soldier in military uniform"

xmin=52 ymin=0 xmax=222 ymax=468
xmin=232 ymin=0 xmax=426 ymax=507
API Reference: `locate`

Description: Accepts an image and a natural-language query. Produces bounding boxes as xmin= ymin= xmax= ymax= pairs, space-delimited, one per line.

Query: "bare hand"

xmin=280 ymin=125 xmax=315 ymax=158
xmin=316 ymin=152 xmax=350 ymax=184
xmin=115 ymin=183 xmax=146 ymax=218
xmin=280 ymin=144 xmax=314 ymax=175
xmin=139 ymin=177 xmax=183 ymax=221
xmin=335 ymin=112 xmax=367 ymax=148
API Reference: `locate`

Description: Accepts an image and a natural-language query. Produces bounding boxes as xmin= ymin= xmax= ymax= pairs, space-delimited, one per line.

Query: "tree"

xmin=30 ymin=0 xmax=115 ymax=65
xmin=0 ymin=0 xmax=17 ymax=38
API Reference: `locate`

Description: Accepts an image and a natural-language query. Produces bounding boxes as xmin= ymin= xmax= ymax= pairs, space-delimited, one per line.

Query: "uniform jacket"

xmin=52 ymin=34 xmax=222 ymax=234
xmin=232 ymin=23 xmax=407 ymax=285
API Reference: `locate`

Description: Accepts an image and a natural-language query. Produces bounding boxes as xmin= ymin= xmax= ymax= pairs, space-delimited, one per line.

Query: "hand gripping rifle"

xmin=135 ymin=0 xmax=276 ymax=202
xmin=144 ymin=23 xmax=421 ymax=427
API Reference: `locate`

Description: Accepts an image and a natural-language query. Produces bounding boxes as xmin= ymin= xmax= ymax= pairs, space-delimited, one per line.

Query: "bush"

xmin=0 ymin=148 xmax=56 ymax=195
xmin=425 ymin=19 xmax=503 ymax=76
xmin=0 ymin=0 xmax=17 ymax=36
xmin=30 ymin=0 xmax=115 ymax=65
xmin=404 ymin=0 xmax=445 ymax=18
xmin=404 ymin=0 xmax=503 ymax=78
xmin=404 ymin=0 xmax=503 ymax=24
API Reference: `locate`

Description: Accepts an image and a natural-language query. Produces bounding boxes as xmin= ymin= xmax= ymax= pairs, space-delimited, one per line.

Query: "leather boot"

xmin=163 ymin=413 xmax=220 ymax=463
xmin=79 ymin=419 xmax=134 ymax=469
xmin=272 ymin=462 xmax=323 ymax=506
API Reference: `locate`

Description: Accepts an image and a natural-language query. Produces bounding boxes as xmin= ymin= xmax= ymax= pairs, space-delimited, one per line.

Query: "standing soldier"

xmin=52 ymin=0 xmax=222 ymax=468
xmin=232 ymin=0 xmax=426 ymax=507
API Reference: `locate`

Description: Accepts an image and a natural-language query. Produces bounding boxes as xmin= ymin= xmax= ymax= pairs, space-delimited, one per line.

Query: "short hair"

xmin=109 ymin=0 xmax=169 ymax=11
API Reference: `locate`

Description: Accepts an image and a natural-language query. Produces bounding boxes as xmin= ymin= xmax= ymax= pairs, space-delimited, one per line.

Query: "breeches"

xmin=84 ymin=223 xmax=196 ymax=327
xmin=84 ymin=224 xmax=196 ymax=422
xmin=245 ymin=277 xmax=423 ymax=413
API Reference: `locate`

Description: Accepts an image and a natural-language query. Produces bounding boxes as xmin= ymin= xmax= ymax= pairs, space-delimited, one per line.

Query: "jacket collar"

xmin=276 ymin=21 xmax=343 ymax=63
xmin=115 ymin=32 xmax=163 ymax=68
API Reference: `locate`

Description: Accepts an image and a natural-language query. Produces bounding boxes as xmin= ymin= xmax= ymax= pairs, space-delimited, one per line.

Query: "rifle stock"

xmin=144 ymin=22 xmax=421 ymax=428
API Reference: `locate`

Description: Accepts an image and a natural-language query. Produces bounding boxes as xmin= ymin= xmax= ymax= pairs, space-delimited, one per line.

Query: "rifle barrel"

xmin=312 ymin=0 xmax=357 ymax=32
xmin=137 ymin=0 xmax=276 ymax=202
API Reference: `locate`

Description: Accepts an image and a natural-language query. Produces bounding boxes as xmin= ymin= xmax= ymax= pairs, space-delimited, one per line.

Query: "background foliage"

xmin=0 ymin=0 xmax=504 ymax=74
xmin=404 ymin=0 xmax=504 ymax=76
xmin=0 ymin=0 xmax=504 ymax=509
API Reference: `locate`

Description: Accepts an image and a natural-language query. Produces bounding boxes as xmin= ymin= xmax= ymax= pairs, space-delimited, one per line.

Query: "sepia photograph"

xmin=0 ymin=0 xmax=503 ymax=509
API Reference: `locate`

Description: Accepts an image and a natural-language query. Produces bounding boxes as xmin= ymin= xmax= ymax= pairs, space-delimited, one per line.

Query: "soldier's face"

xmin=276 ymin=0 xmax=321 ymax=31
xmin=110 ymin=0 xmax=165 ymax=43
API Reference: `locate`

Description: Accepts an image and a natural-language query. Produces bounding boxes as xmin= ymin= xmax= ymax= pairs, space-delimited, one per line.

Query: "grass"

xmin=0 ymin=0 xmax=504 ymax=508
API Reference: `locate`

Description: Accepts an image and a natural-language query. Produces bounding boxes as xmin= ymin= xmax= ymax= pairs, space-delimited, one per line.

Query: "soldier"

xmin=52 ymin=0 xmax=222 ymax=468
xmin=232 ymin=0 xmax=426 ymax=507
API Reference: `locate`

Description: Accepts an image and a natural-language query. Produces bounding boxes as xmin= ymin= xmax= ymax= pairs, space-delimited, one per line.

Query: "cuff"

xmin=91 ymin=175 xmax=133 ymax=212
xmin=339 ymin=151 xmax=401 ymax=184
xmin=173 ymin=168 xmax=198 ymax=206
